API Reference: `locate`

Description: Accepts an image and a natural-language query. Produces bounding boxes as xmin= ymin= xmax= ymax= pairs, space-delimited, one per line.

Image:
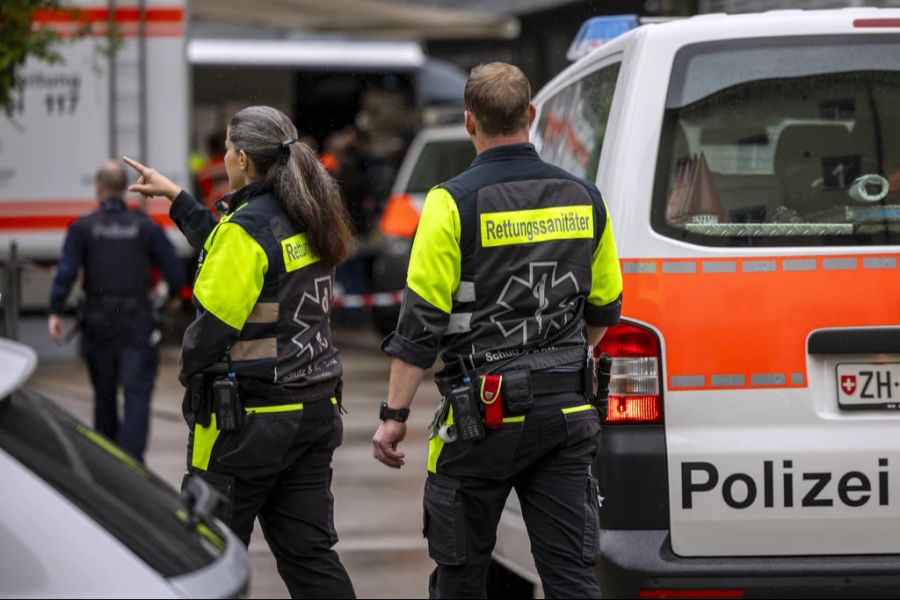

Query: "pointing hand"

xmin=123 ymin=156 xmax=182 ymax=201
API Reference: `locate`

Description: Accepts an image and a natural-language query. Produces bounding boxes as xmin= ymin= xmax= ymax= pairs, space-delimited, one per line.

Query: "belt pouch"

xmin=502 ymin=370 xmax=533 ymax=414
xmin=480 ymin=374 xmax=503 ymax=429
xmin=185 ymin=373 xmax=211 ymax=427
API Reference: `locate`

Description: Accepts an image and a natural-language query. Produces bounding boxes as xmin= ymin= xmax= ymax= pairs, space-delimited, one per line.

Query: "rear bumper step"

xmin=808 ymin=327 xmax=900 ymax=355
xmin=599 ymin=529 xmax=900 ymax=598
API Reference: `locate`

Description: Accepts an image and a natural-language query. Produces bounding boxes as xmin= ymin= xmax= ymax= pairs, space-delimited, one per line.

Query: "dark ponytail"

xmin=228 ymin=106 xmax=354 ymax=266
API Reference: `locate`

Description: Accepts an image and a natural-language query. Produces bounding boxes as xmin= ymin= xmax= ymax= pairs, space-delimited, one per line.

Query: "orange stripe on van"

xmin=31 ymin=6 xmax=185 ymax=37
xmin=32 ymin=6 xmax=184 ymax=24
xmin=0 ymin=197 xmax=174 ymax=229
xmin=622 ymin=254 xmax=900 ymax=391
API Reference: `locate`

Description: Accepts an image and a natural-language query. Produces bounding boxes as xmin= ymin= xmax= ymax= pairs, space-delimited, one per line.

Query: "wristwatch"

xmin=379 ymin=401 xmax=410 ymax=423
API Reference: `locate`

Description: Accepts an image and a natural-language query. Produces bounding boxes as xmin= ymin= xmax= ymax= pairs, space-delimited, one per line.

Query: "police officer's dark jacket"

xmin=170 ymin=182 xmax=341 ymax=400
xmin=50 ymin=197 xmax=184 ymax=314
xmin=383 ymin=143 xmax=623 ymax=375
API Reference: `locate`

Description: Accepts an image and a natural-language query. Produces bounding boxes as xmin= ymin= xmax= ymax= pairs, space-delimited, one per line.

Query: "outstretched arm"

xmin=124 ymin=156 xmax=217 ymax=249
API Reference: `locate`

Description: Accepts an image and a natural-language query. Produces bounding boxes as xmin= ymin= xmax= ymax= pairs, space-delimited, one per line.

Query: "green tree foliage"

xmin=0 ymin=0 xmax=66 ymax=116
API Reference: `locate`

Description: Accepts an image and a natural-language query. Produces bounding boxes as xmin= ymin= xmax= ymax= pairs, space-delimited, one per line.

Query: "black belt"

xmin=239 ymin=377 xmax=339 ymax=405
xmin=437 ymin=369 xmax=586 ymax=398
xmin=86 ymin=295 xmax=151 ymax=312
xmin=531 ymin=371 xmax=585 ymax=397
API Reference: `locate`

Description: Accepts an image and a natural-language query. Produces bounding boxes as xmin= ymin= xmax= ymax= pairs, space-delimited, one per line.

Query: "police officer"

xmin=372 ymin=63 xmax=623 ymax=598
xmin=48 ymin=160 xmax=184 ymax=464
xmin=124 ymin=105 xmax=356 ymax=599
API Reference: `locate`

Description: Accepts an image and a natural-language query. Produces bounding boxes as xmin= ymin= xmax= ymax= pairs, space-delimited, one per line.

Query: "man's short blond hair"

xmin=464 ymin=62 xmax=531 ymax=137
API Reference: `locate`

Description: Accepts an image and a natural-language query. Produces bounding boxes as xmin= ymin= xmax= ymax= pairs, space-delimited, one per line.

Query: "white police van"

xmin=491 ymin=10 xmax=900 ymax=598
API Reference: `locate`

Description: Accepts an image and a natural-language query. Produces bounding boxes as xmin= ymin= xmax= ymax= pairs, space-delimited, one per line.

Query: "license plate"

xmin=837 ymin=363 xmax=900 ymax=410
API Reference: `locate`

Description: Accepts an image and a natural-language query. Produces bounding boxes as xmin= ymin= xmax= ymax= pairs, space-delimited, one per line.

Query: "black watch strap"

xmin=380 ymin=401 xmax=410 ymax=423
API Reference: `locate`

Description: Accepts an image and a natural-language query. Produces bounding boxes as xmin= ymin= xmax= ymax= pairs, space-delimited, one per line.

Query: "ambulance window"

xmin=652 ymin=35 xmax=900 ymax=247
xmin=534 ymin=62 xmax=620 ymax=181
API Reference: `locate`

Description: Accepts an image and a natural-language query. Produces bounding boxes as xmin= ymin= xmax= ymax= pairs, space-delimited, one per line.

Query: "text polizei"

xmin=681 ymin=459 xmax=890 ymax=510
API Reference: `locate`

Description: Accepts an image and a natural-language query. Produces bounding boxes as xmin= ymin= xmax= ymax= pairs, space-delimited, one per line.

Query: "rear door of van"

xmin=615 ymin=26 xmax=900 ymax=557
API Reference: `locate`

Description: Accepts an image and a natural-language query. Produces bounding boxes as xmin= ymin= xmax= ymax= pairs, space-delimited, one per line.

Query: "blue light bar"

xmin=567 ymin=14 xmax=640 ymax=61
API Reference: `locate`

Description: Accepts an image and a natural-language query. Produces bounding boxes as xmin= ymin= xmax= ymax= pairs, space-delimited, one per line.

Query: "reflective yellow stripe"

xmin=427 ymin=405 xmax=453 ymax=474
xmin=194 ymin=222 xmax=268 ymax=331
xmin=427 ymin=436 xmax=443 ymax=475
xmin=480 ymin=205 xmax=593 ymax=248
xmin=588 ymin=205 xmax=623 ymax=308
xmin=77 ymin=425 xmax=147 ymax=477
xmin=191 ymin=415 xmax=220 ymax=471
xmin=244 ymin=397 xmax=336 ymax=414
xmin=176 ymin=509 xmax=226 ymax=551
xmin=407 ymin=187 xmax=461 ymax=314
xmin=281 ymin=232 xmax=320 ymax=272
xmin=428 ymin=406 xmax=523 ymax=474
xmin=561 ymin=404 xmax=595 ymax=414
xmin=245 ymin=403 xmax=304 ymax=414
xmin=196 ymin=521 xmax=226 ymax=551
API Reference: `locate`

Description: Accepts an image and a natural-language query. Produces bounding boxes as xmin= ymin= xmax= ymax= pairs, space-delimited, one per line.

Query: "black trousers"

xmin=425 ymin=391 xmax=602 ymax=599
xmin=82 ymin=309 xmax=158 ymax=463
xmin=185 ymin=396 xmax=355 ymax=599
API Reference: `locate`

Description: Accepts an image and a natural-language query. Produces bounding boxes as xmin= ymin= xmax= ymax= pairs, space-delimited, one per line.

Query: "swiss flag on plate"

xmin=841 ymin=374 xmax=857 ymax=395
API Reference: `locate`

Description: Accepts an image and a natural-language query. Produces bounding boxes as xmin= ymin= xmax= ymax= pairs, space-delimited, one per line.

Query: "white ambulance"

xmin=0 ymin=0 xmax=190 ymax=309
xmin=491 ymin=10 xmax=900 ymax=598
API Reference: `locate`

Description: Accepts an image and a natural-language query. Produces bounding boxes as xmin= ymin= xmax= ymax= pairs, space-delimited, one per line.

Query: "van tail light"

xmin=380 ymin=193 xmax=421 ymax=238
xmin=596 ymin=321 xmax=663 ymax=424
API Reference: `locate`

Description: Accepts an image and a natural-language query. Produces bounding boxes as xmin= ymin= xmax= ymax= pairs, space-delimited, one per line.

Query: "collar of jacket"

xmin=99 ymin=197 xmax=126 ymax=211
xmin=226 ymin=180 xmax=268 ymax=214
xmin=470 ymin=142 xmax=540 ymax=167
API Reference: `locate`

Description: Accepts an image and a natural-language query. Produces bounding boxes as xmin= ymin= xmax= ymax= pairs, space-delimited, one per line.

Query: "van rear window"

xmin=651 ymin=35 xmax=900 ymax=247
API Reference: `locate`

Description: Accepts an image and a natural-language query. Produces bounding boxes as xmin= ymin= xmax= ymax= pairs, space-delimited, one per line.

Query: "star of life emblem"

xmin=291 ymin=276 xmax=332 ymax=359
xmin=490 ymin=262 xmax=579 ymax=346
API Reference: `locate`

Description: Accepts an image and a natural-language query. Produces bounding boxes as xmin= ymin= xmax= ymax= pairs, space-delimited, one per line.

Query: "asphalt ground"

xmin=23 ymin=317 xmax=440 ymax=599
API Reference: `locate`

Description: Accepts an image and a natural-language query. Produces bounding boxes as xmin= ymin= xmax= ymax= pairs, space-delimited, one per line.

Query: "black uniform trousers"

xmin=425 ymin=391 xmax=602 ymax=599
xmin=82 ymin=307 xmax=158 ymax=464
xmin=185 ymin=395 xmax=355 ymax=599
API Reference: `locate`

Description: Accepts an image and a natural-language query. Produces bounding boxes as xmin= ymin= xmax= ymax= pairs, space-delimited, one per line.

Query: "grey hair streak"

xmin=228 ymin=106 xmax=354 ymax=266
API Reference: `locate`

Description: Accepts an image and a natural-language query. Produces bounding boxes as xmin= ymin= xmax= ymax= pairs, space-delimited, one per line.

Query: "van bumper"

xmin=598 ymin=529 xmax=900 ymax=598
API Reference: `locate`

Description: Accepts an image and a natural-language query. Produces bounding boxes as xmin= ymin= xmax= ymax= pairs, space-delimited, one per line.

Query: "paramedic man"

xmin=124 ymin=106 xmax=356 ymax=599
xmin=372 ymin=63 xmax=623 ymax=598
xmin=48 ymin=160 xmax=184 ymax=464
